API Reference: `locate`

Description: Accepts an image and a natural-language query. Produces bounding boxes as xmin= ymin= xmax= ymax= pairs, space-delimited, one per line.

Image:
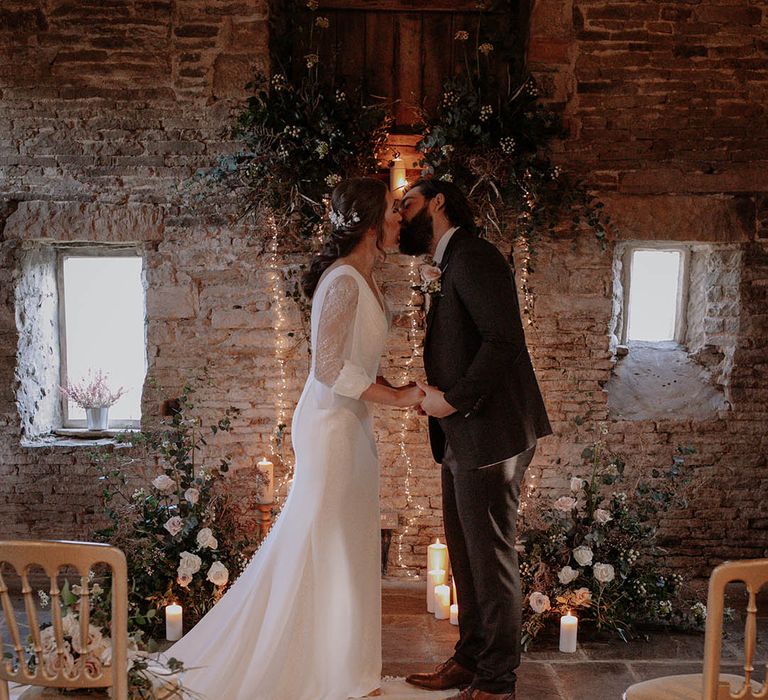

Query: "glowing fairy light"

xmin=394 ymin=258 xmax=425 ymax=577
xmin=267 ymin=214 xmax=294 ymax=504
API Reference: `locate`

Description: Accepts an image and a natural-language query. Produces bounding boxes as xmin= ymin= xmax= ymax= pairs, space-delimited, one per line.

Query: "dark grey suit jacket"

xmin=423 ymin=228 xmax=552 ymax=469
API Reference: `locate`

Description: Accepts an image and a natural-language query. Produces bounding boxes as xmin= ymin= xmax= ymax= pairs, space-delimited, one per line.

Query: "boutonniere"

xmin=417 ymin=258 xmax=442 ymax=296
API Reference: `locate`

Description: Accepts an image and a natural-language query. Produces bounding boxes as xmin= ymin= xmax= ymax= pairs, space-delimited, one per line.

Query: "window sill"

xmin=607 ymin=341 xmax=729 ymax=421
xmin=21 ymin=429 xmax=139 ymax=449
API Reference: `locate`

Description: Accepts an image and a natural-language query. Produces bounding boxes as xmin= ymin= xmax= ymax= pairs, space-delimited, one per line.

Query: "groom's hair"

xmin=408 ymin=178 xmax=477 ymax=235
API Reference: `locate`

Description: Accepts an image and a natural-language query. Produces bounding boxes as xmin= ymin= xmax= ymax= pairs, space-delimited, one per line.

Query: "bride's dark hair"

xmin=301 ymin=177 xmax=388 ymax=298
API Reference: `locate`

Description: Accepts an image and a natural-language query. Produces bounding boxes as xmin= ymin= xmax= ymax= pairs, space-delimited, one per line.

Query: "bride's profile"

xmin=169 ymin=176 xmax=424 ymax=699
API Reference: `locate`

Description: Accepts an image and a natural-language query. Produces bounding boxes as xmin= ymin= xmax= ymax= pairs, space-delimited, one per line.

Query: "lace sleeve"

xmin=314 ymin=274 xmax=374 ymax=399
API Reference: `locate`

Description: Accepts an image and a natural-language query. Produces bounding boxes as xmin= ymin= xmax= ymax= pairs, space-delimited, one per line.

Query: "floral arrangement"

xmin=198 ymin=1 xmax=390 ymax=243
xmin=95 ymin=376 xmax=253 ymax=639
xmin=30 ymin=577 xmax=189 ymax=699
xmin=60 ymin=370 xmax=126 ymax=408
xmin=416 ymin=13 xmax=614 ymax=317
xmin=417 ymin=260 xmax=443 ymax=296
xmin=517 ymin=434 xmax=705 ymax=648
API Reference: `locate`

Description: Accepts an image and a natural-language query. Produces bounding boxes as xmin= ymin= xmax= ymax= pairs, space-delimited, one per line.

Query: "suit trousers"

xmin=442 ymin=441 xmax=535 ymax=694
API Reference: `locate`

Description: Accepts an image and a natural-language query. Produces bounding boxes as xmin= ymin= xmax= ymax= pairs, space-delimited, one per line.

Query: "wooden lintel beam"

xmin=319 ymin=1 xmax=493 ymax=12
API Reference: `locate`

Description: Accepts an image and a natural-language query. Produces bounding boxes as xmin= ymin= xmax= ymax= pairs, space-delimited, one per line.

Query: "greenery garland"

xmin=199 ymin=2 xmax=390 ymax=246
xmin=194 ymin=0 xmax=613 ymax=322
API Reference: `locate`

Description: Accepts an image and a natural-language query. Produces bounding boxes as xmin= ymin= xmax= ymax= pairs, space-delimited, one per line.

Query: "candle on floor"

xmin=559 ymin=611 xmax=578 ymax=653
xmin=434 ymin=584 xmax=451 ymax=620
xmin=427 ymin=569 xmax=447 ymax=613
xmin=257 ymin=457 xmax=274 ymax=504
xmin=450 ymin=603 xmax=459 ymax=626
xmin=165 ymin=603 xmax=183 ymax=642
xmin=452 ymin=576 xmax=457 ymax=604
xmin=427 ymin=538 xmax=449 ymax=573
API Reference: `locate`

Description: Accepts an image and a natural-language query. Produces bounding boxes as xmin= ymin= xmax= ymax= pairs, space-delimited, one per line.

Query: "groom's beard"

xmin=399 ymin=206 xmax=434 ymax=256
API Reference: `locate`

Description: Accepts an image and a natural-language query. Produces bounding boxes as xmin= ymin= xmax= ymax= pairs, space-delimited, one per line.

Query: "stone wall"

xmin=1 ymin=0 xmax=767 ymax=579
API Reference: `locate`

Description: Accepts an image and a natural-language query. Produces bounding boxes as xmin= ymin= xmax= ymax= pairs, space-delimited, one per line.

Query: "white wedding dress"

xmin=169 ymin=264 xmax=391 ymax=700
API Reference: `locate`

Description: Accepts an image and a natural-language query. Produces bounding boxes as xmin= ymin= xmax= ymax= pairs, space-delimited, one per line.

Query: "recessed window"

xmin=58 ymin=252 xmax=146 ymax=428
xmin=621 ymin=247 xmax=687 ymax=344
xmin=608 ymin=241 xmax=740 ymax=421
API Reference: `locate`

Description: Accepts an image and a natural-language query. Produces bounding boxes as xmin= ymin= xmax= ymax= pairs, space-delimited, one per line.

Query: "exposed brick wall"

xmin=1 ymin=0 xmax=767 ymax=579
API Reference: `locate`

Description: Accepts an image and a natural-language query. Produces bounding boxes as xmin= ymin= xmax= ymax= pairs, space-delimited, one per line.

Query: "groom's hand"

xmin=416 ymin=381 xmax=457 ymax=419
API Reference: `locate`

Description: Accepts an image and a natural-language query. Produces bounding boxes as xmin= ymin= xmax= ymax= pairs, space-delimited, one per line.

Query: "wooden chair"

xmin=624 ymin=558 xmax=768 ymax=700
xmin=0 ymin=540 xmax=128 ymax=700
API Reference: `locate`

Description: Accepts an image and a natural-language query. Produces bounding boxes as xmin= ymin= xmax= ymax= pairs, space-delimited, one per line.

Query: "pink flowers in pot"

xmin=60 ymin=370 xmax=126 ymax=408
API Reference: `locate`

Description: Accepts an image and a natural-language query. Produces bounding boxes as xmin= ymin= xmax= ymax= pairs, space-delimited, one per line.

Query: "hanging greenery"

xmin=198 ymin=2 xmax=390 ymax=245
xmin=416 ymin=10 xmax=614 ymax=314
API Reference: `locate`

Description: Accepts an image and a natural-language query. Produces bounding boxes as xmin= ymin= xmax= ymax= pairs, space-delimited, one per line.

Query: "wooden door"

xmin=272 ymin=1 xmax=529 ymax=131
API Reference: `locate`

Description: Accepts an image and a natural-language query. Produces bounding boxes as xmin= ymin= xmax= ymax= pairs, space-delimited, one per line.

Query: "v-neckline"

xmin=332 ymin=263 xmax=385 ymax=315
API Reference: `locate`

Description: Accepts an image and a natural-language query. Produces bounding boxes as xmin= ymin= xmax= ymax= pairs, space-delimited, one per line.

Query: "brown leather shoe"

xmin=405 ymin=658 xmax=474 ymax=690
xmin=447 ymin=688 xmax=516 ymax=700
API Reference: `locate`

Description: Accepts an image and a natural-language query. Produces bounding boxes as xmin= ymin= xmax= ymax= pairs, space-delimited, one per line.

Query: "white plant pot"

xmin=85 ymin=406 xmax=110 ymax=430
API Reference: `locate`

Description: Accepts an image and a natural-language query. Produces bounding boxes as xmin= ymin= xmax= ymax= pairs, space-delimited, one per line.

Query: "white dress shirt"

xmin=433 ymin=226 xmax=459 ymax=265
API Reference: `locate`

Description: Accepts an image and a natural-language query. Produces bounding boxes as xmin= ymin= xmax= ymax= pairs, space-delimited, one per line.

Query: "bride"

xmin=169 ymin=177 xmax=424 ymax=699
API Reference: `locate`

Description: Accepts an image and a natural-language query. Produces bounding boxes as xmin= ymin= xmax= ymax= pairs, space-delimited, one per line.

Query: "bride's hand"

xmin=395 ymin=384 xmax=426 ymax=408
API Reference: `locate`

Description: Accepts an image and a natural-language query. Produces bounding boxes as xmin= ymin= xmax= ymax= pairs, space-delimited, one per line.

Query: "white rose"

xmin=177 ymin=570 xmax=193 ymax=588
xmin=594 ymin=509 xmax=613 ymax=525
xmin=40 ymin=626 xmax=59 ymax=655
xmin=207 ymin=561 xmax=229 ymax=587
xmin=61 ymin=612 xmax=79 ymax=640
xmin=196 ymin=527 xmax=218 ymax=550
xmin=554 ymin=496 xmax=577 ymax=512
xmin=163 ymin=516 xmax=183 ymax=537
xmin=178 ymin=551 xmax=202 ymax=575
xmin=558 ymin=566 xmax=579 ymax=585
xmin=95 ymin=636 xmax=113 ymax=666
xmin=184 ymin=488 xmax=200 ymax=505
xmin=572 ymin=587 xmax=592 ymax=607
xmin=152 ymin=474 xmax=175 ymax=494
xmin=528 ymin=591 xmax=551 ymax=614
xmin=570 ymin=477 xmax=584 ymax=493
xmin=593 ymin=563 xmax=615 ymax=584
xmin=573 ymin=545 xmax=594 ymax=567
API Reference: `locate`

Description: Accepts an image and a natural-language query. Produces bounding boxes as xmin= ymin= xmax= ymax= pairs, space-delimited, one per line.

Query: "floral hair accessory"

xmin=329 ymin=208 xmax=361 ymax=229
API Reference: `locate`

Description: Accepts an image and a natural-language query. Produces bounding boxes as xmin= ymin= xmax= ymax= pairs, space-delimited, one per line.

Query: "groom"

xmin=399 ymin=179 xmax=552 ymax=700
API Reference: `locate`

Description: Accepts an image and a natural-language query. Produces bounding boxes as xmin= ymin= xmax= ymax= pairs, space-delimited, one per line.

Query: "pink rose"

xmin=572 ymin=587 xmax=592 ymax=607
xmin=78 ymin=653 xmax=104 ymax=679
xmin=420 ymin=264 xmax=442 ymax=284
xmin=164 ymin=516 xmax=183 ymax=537
xmin=528 ymin=591 xmax=551 ymax=614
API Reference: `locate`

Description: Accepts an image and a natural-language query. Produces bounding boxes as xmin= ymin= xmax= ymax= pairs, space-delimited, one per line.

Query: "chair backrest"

xmin=0 ymin=540 xmax=128 ymax=699
xmin=702 ymin=558 xmax=768 ymax=700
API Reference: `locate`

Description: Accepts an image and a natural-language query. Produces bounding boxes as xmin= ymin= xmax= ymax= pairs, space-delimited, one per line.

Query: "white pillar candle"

xmin=450 ymin=603 xmax=459 ymax=626
xmin=427 ymin=538 xmax=449 ymax=573
xmin=434 ymin=584 xmax=451 ymax=620
xmin=559 ymin=612 xmax=578 ymax=653
xmin=257 ymin=457 xmax=274 ymax=504
xmin=427 ymin=569 xmax=447 ymax=613
xmin=165 ymin=603 xmax=183 ymax=642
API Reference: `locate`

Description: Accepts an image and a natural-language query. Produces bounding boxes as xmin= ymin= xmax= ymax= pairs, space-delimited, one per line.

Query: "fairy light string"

xmin=267 ymin=214 xmax=294 ymax=504
xmin=394 ymin=258 xmax=425 ymax=576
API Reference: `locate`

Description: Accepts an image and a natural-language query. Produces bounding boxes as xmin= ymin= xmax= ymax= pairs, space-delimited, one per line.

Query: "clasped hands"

xmin=392 ymin=380 xmax=457 ymax=418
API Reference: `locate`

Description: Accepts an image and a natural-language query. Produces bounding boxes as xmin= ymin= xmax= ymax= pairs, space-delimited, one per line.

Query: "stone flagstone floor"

xmin=3 ymin=579 xmax=766 ymax=699
xmin=382 ymin=580 xmax=766 ymax=700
